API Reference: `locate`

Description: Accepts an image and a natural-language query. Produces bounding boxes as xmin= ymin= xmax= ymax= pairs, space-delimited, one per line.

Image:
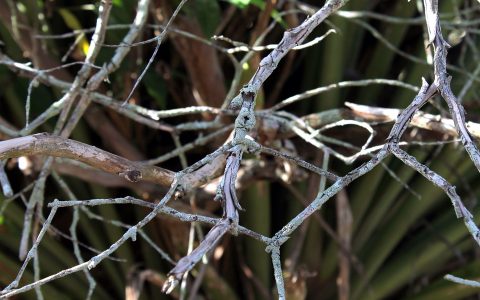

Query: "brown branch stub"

xmin=0 ymin=133 xmax=175 ymax=186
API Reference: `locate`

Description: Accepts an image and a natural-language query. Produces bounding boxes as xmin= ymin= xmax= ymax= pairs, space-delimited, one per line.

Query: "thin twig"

xmin=0 ymin=160 xmax=13 ymax=197
xmin=123 ymin=0 xmax=188 ymax=104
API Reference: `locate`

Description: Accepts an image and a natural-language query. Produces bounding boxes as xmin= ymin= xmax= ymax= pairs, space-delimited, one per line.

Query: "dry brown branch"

xmin=0 ymin=133 xmax=174 ymax=186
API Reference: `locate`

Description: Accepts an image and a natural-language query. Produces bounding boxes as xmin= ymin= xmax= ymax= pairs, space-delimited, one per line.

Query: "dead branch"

xmin=0 ymin=133 xmax=174 ymax=186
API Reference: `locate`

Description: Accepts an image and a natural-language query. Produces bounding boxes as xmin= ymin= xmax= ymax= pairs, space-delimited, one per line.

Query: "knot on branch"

xmin=266 ymin=235 xmax=290 ymax=253
xmin=228 ymin=215 xmax=240 ymax=236
xmin=229 ymin=94 xmax=243 ymax=110
xmin=88 ymin=256 xmax=101 ymax=270
xmin=119 ymin=170 xmax=142 ymax=182
xmin=234 ymin=135 xmax=260 ymax=154
xmin=126 ymin=226 xmax=138 ymax=242
xmin=229 ymin=85 xmax=256 ymax=109
xmin=173 ymin=172 xmax=187 ymax=199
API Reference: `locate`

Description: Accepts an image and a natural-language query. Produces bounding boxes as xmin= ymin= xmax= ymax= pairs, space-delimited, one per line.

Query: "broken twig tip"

xmin=162 ymin=275 xmax=179 ymax=294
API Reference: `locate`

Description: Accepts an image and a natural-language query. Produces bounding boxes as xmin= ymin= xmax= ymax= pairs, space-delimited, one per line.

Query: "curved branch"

xmin=0 ymin=134 xmax=175 ymax=186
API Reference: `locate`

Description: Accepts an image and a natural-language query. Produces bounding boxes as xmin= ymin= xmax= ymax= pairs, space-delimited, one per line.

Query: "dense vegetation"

xmin=1 ymin=0 xmax=480 ymax=299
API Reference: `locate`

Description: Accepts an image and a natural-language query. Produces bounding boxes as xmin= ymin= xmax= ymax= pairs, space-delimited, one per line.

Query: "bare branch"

xmin=0 ymin=134 xmax=174 ymax=186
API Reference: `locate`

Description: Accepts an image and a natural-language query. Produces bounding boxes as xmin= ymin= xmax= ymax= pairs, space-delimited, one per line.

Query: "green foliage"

xmin=227 ymin=0 xmax=285 ymax=26
xmin=185 ymin=0 xmax=221 ymax=37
